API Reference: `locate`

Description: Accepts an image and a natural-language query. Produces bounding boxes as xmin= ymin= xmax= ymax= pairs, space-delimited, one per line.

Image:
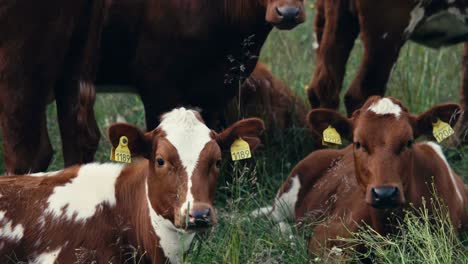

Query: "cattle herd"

xmin=0 ymin=0 xmax=467 ymax=263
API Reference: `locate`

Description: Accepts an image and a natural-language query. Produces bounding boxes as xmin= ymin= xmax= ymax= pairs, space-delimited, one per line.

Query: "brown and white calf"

xmin=308 ymin=0 xmax=468 ymax=137
xmin=259 ymin=96 xmax=467 ymax=255
xmin=0 ymin=107 xmax=264 ymax=263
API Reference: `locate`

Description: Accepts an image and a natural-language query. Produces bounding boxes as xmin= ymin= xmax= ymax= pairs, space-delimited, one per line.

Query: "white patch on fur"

xmin=146 ymin=183 xmax=195 ymax=263
xmin=31 ymin=247 xmax=62 ymax=264
xmin=406 ymin=4 xmax=425 ymax=34
xmin=272 ymin=175 xmax=301 ymax=222
xmin=30 ymin=170 xmax=62 ymax=177
xmin=45 ymin=163 xmax=124 ymax=221
xmin=312 ymin=32 xmax=319 ymax=49
xmin=0 ymin=219 xmax=24 ymax=242
xmin=368 ymin=98 xmax=402 ymax=118
xmin=382 ymin=32 xmax=389 ymax=39
xmin=158 ymin=108 xmax=212 ymax=216
xmin=423 ymin=142 xmax=464 ymax=205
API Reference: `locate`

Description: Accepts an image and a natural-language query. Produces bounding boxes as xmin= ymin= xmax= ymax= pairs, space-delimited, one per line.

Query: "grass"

xmin=0 ymin=3 xmax=467 ymax=263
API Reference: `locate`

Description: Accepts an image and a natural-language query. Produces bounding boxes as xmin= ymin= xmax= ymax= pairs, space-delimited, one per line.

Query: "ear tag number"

xmin=432 ymin=118 xmax=454 ymax=143
xmin=322 ymin=125 xmax=342 ymax=146
xmin=230 ymin=138 xmax=251 ymax=161
xmin=111 ymin=136 xmax=132 ymax=163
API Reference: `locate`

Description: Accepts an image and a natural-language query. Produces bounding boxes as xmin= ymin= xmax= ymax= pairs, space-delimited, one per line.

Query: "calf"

xmin=225 ymin=62 xmax=308 ymax=130
xmin=308 ymin=0 xmax=468 ymax=139
xmin=260 ymin=96 xmax=467 ymax=255
xmin=0 ymin=107 xmax=264 ymax=263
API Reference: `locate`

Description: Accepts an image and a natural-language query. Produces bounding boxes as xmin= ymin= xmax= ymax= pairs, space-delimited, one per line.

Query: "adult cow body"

xmin=260 ymin=96 xmax=467 ymax=257
xmin=0 ymin=108 xmax=265 ymax=263
xmin=0 ymin=0 xmax=305 ymax=174
xmin=96 ymin=0 xmax=305 ymax=130
xmin=308 ymin=0 xmax=468 ymax=138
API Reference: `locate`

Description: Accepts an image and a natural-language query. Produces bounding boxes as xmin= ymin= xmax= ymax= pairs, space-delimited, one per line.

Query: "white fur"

xmin=31 ymin=247 xmax=62 ymax=264
xmin=158 ymin=108 xmax=212 ymax=216
xmin=368 ymin=98 xmax=402 ymax=118
xmin=272 ymin=176 xmax=301 ymax=222
xmin=45 ymin=163 xmax=124 ymax=221
xmin=146 ymin=183 xmax=195 ymax=263
xmin=312 ymin=32 xmax=319 ymax=49
xmin=423 ymin=142 xmax=464 ymax=205
xmin=30 ymin=170 xmax=62 ymax=177
xmin=0 ymin=218 xmax=24 ymax=242
xmin=405 ymin=4 xmax=425 ymax=34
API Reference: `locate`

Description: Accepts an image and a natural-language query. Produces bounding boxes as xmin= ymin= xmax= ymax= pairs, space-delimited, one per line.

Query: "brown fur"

xmin=225 ymin=62 xmax=308 ymax=130
xmin=270 ymin=96 xmax=467 ymax=257
xmin=307 ymin=0 xmax=468 ymax=139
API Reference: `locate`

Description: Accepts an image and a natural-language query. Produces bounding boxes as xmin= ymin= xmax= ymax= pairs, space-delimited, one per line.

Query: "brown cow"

xmin=0 ymin=107 xmax=265 ymax=263
xmin=225 ymin=62 xmax=308 ymax=130
xmin=258 ymin=96 xmax=467 ymax=256
xmin=0 ymin=0 xmax=305 ymax=174
xmin=308 ymin=0 xmax=468 ymax=139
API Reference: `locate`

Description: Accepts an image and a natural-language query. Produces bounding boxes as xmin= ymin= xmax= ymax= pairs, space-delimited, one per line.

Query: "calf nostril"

xmin=275 ymin=7 xmax=282 ymax=17
xmin=276 ymin=6 xmax=300 ymax=20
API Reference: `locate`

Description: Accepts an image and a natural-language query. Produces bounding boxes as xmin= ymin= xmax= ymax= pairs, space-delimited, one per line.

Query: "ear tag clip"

xmin=432 ymin=118 xmax=454 ymax=143
xmin=111 ymin=136 xmax=132 ymax=163
xmin=230 ymin=138 xmax=251 ymax=161
xmin=322 ymin=125 xmax=342 ymax=146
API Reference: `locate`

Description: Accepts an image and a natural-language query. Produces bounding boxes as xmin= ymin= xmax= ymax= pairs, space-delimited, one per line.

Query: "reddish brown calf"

xmin=0 ymin=108 xmax=264 ymax=263
xmin=225 ymin=62 xmax=308 ymax=130
xmin=308 ymin=0 xmax=468 ymax=138
xmin=261 ymin=96 xmax=467 ymax=256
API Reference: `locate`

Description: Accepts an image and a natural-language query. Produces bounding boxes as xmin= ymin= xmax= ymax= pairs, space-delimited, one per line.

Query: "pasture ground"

xmin=0 ymin=4 xmax=467 ymax=263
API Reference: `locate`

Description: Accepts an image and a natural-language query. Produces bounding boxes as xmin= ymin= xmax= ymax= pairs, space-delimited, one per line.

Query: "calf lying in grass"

xmin=258 ymin=96 xmax=467 ymax=256
xmin=0 ymin=107 xmax=264 ymax=263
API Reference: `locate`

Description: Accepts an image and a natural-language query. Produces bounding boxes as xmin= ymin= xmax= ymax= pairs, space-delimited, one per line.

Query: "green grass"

xmin=0 ymin=3 xmax=467 ymax=263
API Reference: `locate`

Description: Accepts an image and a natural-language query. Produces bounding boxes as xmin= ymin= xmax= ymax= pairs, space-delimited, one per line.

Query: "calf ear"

xmin=412 ymin=103 xmax=462 ymax=139
xmin=216 ymin=118 xmax=265 ymax=151
xmin=107 ymin=123 xmax=153 ymax=159
xmin=307 ymin=109 xmax=353 ymax=142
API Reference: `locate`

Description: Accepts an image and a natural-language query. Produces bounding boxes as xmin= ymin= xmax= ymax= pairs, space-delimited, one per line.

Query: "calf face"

xmin=109 ymin=108 xmax=264 ymax=230
xmin=264 ymin=0 xmax=305 ymax=30
xmin=308 ymin=96 xmax=461 ymax=209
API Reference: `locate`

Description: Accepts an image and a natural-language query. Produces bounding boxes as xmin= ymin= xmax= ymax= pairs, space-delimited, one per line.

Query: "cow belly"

xmin=411 ymin=10 xmax=468 ymax=48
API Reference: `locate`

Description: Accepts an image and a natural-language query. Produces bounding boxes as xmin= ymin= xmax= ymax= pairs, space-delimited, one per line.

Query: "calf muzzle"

xmin=371 ymin=186 xmax=401 ymax=209
xmin=187 ymin=208 xmax=211 ymax=229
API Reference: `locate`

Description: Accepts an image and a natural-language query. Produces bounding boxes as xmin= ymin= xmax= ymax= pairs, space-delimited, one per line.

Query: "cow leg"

xmin=56 ymin=81 xmax=100 ymax=167
xmin=457 ymin=42 xmax=468 ymax=142
xmin=307 ymin=0 xmax=360 ymax=109
xmin=0 ymin=98 xmax=52 ymax=174
xmin=344 ymin=2 xmax=409 ymax=115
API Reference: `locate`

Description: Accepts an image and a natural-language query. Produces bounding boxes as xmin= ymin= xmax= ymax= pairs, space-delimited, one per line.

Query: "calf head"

xmin=308 ymin=96 xmax=461 ymax=209
xmin=263 ymin=0 xmax=305 ymax=30
xmin=109 ymin=108 xmax=264 ymax=230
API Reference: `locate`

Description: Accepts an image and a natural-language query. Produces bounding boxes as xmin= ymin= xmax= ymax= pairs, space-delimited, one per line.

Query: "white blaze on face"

xmin=423 ymin=142 xmax=464 ymax=205
xmin=46 ymin=163 xmax=124 ymax=221
xmin=31 ymin=247 xmax=62 ymax=264
xmin=405 ymin=4 xmax=425 ymax=34
xmin=158 ymin=108 xmax=212 ymax=216
xmin=368 ymin=98 xmax=402 ymax=118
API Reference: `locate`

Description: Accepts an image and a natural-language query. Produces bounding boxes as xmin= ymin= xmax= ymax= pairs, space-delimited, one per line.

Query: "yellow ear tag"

xmin=322 ymin=125 xmax=342 ymax=146
xmin=230 ymin=138 xmax=251 ymax=161
xmin=432 ymin=118 xmax=454 ymax=143
xmin=112 ymin=136 xmax=132 ymax=163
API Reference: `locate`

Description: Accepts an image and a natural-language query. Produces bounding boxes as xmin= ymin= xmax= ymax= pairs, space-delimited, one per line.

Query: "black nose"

xmin=188 ymin=208 xmax=211 ymax=228
xmin=371 ymin=187 xmax=400 ymax=209
xmin=276 ymin=6 xmax=300 ymax=21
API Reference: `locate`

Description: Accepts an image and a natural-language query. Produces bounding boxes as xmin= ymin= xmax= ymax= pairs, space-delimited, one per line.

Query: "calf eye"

xmin=406 ymin=139 xmax=414 ymax=148
xmin=156 ymin=158 xmax=165 ymax=167
xmin=215 ymin=159 xmax=222 ymax=169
